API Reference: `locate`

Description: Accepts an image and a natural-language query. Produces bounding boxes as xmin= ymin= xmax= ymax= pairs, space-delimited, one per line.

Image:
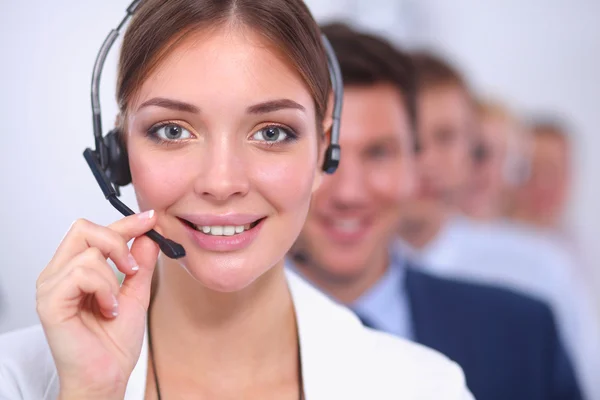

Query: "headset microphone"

xmin=84 ymin=0 xmax=343 ymax=260
xmin=84 ymin=1 xmax=185 ymax=260
xmin=83 ymin=148 xmax=186 ymax=259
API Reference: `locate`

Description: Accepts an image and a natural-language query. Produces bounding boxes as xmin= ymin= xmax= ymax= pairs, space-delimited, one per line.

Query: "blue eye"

xmin=252 ymin=126 xmax=296 ymax=143
xmin=149 ymin=123 xmax=192 ymax=141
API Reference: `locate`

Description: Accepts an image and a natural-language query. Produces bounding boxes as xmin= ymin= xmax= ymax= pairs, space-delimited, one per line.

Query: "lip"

xmin=179 ymin=216 xmax=266 ymax=252
xmin=318 ymin=215 xmax=373 ymax=245
xmin=178 ymin=213 xmax=265 ymax=226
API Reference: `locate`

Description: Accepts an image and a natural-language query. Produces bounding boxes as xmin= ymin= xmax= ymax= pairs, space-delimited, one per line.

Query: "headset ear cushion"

xmin=104 ymin=129 xmax=132 ymax=187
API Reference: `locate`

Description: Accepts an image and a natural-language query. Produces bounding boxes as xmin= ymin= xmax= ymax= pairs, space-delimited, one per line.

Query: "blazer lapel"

xmin=405 ymin=264 xmax=474 ymax=365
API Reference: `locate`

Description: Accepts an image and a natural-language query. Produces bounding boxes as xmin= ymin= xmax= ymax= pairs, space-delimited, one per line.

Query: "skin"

xmin=512 ymin=132 xmax=571 ymax=229
xmin=293 ymin=84 xmax=416 ymax=304
xmin=36 ymin=24 xmax=329 ymax=400
xmin=416 ymin=84 xmax=474 ymax=202
xmin=461 ymin=111 xmax=511 ymax=220
xmin=398 ymin=83 xmax=476 ymax=249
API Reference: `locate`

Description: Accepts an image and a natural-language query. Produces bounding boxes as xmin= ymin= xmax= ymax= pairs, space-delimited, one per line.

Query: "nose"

xmin=193 ymin=137 xmax=250 ymax=202
xmin=328 ymin=154 xmax=369 ymax=208
xmin=417 ymin=144 xmax=438 ymax=178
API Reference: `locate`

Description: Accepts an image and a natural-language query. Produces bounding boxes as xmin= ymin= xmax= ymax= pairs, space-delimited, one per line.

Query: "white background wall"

xmin=0 ymin=0 xmax=598 ymax=333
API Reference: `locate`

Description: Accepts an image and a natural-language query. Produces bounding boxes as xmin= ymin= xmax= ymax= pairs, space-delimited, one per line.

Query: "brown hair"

xmin=411 ymin=51 xmax=470 ymax=95
xmin=529 ymin=119 xmax=571 ymax=144
xmin=320 ymin=22 xmax=418 ymax=138
xmin=116 ymin=0 xmax=331 ymax=131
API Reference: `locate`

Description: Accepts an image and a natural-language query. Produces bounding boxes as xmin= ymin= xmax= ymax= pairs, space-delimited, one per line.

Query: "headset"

xmin=83 ymin=0 xmax=343 ymax=260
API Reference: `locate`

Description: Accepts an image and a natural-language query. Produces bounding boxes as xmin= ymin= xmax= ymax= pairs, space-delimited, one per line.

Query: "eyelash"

xmin=144 ymin=122 xmax=300 ymax=147
xmin=145 ymin=121 xmax=191 ymax=146
xmin=252 ymin=124 xmax=299 ymax=147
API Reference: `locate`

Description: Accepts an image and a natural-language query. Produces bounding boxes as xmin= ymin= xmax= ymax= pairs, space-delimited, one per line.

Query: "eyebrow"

xmin=137 ymin=97 xmax=305 ymax=115
xmin=363 ymin=136 xmax=404 ymax=151
xmin=138 ymin=97 xmax=200 ymax=113
xmin=247 ymin=99 xmax=306 ymax=114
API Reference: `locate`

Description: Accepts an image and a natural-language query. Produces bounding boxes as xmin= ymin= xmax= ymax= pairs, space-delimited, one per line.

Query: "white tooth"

xmin=202 ymin=226 xmax=210 ymax=234
xmin=244 ymin=224 xmax=251 ymax=230
xmin=210 ymin=226 xmax=224 ymax=235
xmin=235 ymin=226 xmax=244 ymax=233
xmin=335 ymin=219 xmax=360 ymax=232
xmin=223 ymin=226 xmax=235 ymax=236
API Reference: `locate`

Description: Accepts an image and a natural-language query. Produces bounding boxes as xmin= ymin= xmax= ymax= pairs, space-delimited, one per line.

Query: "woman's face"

xmin=125 ymin=26 xmax=324 ymax=292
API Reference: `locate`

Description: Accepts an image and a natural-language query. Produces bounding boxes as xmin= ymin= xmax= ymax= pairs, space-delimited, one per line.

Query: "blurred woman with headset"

xmin=0 ymin=0 xmax=472 ymax=398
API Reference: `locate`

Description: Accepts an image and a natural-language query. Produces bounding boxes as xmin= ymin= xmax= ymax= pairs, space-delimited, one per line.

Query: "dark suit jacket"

xmin=404 ymin=265 xmax=583 ymax=400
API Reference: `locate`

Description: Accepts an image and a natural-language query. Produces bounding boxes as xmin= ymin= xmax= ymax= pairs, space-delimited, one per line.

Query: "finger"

xmin=38 ymin=247 xmax=122 ymax=300
xmin=107 ymin=209 xmax=157 ymax=242
xmin=42 ymin=212 xmax=156 ymax=283
xmin=37 ymin=266 xmax=119 ymax=326
xmin=120 ymin=235 xmax=160 ymax=309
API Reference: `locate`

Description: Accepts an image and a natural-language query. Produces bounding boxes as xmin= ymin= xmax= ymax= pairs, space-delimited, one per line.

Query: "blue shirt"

xmin=285 ymin=241 xmax=414 ymax=340
xmin=350 ymin=243 xmax=414 ymax=340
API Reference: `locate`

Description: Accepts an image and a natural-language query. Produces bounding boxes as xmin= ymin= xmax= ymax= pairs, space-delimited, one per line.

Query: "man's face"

xmin=416 ymin=84 xmax=475 ymax=204
xmin=296 ymin=84 xmax=416 ymax=281
xmin=462 ymin=112 xmax=511 ymax=217
xmin=520 ymin=133 xmax=571 ymax=224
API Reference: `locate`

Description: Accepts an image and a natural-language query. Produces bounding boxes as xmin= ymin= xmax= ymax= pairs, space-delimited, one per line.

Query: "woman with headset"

xmin=0 ymin=0 xmax=472 ymax=398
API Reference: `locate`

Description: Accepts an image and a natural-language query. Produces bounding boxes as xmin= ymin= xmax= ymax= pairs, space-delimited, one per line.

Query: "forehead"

xmin=418 ymin=85 xmax=473 ymax=127
xmin=340 ymin=84 xmax=411 ymax=147
xmin=480 ymin=114 xmax=511 ymax=146
xmin=130 ymin=26 xmax=314 ymax=113
xmin=535 ymin=134 xmax=569 ymax=158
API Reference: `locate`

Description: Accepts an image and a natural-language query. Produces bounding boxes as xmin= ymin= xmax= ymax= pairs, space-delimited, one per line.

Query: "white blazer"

xmin=0 ymin=270 xmax=474 ymax=399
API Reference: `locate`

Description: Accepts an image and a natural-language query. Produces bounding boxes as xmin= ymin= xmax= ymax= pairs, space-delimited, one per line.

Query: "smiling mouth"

xmin=178 ymin=218 xmax=264 ymax=236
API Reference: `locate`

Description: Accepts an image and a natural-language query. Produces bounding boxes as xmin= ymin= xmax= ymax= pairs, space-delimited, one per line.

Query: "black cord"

xmin=147 ymin=307 xmax=162 ymax=400
xmin=147 ymin=309 xmax=304 ymax=399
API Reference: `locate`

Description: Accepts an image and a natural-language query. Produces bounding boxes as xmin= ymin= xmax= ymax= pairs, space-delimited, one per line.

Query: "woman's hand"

xmin=36 ymin=210 xmax=160 ymax=399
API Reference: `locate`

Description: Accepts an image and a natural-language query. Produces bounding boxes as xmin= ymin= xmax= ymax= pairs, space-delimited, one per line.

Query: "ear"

xmin=115 ymin=113 xmax=124 ymax=129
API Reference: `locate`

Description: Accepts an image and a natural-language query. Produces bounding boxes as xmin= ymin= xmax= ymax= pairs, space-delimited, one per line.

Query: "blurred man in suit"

xmin=397 ymin=51 xmax=599 ymax=400
xmin=288 ymin=22 xmax=583 ymax=400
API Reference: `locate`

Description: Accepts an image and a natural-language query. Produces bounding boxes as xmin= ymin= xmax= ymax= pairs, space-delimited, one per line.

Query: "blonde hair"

xmin=476 ymin=98 xmax=532 ymax=186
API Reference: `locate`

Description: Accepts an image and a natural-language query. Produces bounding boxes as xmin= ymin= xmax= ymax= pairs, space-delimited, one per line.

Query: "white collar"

xmin=124 ymin=268 xmax=363 ymax=399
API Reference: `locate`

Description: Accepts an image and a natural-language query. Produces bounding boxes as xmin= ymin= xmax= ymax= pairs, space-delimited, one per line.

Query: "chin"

xmin=319 ymin=253 xmax=369 ymax=281
xmin=179 ymin=253 xmax=264 ymax=293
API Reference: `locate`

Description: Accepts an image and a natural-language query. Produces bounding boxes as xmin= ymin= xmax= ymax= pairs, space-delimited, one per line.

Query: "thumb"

xmin=120 ymin=235 xmax=160 ymax=309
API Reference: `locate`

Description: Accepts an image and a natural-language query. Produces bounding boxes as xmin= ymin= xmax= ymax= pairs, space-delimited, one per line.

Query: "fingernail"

xmin=129 ymin=253 xmax=139 ymax=271
xmin=112 ymin=295 xmax=119 ymax=317
xmin=138 ymin=209 xmax=155 ymax=220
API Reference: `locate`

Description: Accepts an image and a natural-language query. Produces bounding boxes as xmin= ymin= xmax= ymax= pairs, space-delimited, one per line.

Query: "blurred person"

xmin=511 ymin=118 xmax=600 ymax=340
xmin=0 ymin=1 xmax=475 ymax=399
xmin=399 ymin=51 xmax=600 ymax=400
xmin=511 ymin=120 xmax=572 ymax=230
xmin=461 ymin=100 xmax=532 ymax=221
xmin=289 ymin=22 xmax=582 ymax=400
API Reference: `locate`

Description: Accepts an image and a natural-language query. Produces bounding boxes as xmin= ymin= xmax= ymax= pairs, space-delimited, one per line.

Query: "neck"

xmin=149 ymin=257 xmax=299 ymax=396
xmin=293 ymin=246 xmax=389 ymax=305
xmin=398 ymin=200 xmax=451 ymax=249
xmin=462 ymin=201 xmax=501 ymax=221
xmin=510 ymin=207 xmax=558 ymax=230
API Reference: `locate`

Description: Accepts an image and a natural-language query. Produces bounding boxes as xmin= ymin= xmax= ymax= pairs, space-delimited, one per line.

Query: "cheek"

xmin=129 ymin=147 xmax=195 ymax=210
xmin=256 ymin=163 xmax=313 ymax=206
xmin=369 ymin=158 xmax=416 ymax=203
xmin=447 ymin=145 xmax=472 ymax=180
xmin=252 ymin=150 xmax=318 ymax=225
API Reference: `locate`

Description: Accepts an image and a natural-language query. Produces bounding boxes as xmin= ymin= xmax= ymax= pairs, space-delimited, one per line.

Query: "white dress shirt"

xmin=407 ymin=215 xmax=600 ymax=400
xmin=0 ymin=269 xmax=474 ymax=400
